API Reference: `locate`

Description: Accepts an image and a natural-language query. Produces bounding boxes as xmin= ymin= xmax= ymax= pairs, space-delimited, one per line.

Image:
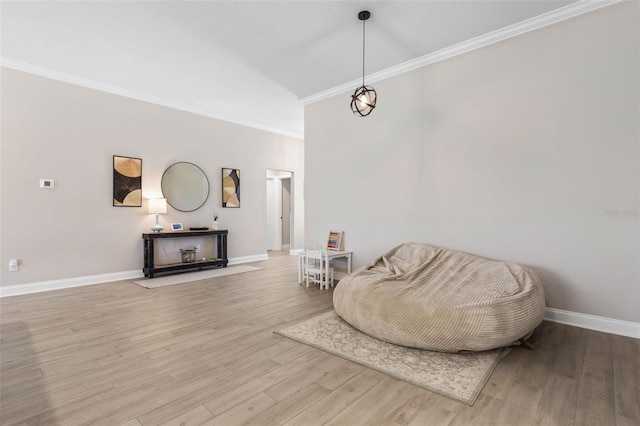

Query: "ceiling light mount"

xmin=358 ymin=11 xmax=370 ymax=21
xmin=351 ymin=10 xmax=377 ymax=117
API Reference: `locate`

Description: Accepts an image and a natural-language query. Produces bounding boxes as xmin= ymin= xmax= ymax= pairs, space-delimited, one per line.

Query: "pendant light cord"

xmin=362 ymin=18 xmax=366 ymax=87
xmin=351 ymin=11 xmax=376 ymax=116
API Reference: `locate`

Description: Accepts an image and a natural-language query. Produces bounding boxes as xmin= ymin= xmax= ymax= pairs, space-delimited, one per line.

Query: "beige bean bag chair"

xmin=333 ymin=242 xmax=545 ymax=352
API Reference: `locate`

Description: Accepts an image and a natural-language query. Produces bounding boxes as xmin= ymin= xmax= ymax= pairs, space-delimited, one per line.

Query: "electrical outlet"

xmin=9 ymin=259 xmax=18 ymax=272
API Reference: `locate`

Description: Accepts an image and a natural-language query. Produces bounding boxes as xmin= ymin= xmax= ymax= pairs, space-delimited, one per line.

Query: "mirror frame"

xmin=161 ymin=162 xmax=210 ymax=212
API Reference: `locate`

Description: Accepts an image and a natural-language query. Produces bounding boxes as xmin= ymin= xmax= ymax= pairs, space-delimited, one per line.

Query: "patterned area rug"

xmin=276 ymin=310 xmax=509 ymax=405
xmin=134 ymin=265 xmax=262 ymax=288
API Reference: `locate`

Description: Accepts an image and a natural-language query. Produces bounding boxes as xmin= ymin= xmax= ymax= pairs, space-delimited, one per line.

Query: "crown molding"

xmin=299 ymin=0 xmax=622 ymax=105
xmin=0 ymin=58 xmax=303 ymax=140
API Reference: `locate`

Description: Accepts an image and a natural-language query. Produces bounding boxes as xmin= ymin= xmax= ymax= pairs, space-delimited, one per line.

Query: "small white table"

xmin=298 ymin=249 xmax=353 ymax=287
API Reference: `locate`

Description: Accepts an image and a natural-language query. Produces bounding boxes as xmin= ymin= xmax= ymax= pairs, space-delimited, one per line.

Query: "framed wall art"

xmin=222 ymin=168 xmax=240 ymax=208
xmin=113 ymin=155 xmax=142 ymax=207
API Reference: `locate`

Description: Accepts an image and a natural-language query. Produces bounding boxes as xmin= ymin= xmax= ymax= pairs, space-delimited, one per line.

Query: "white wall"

xmin=305 ymin=2 xmax=639 ymax=323
xmin=0 ymin=67 xmax=304 ymax=287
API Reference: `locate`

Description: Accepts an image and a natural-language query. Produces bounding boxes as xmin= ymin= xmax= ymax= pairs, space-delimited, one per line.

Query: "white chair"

xmin=305 ymin=249 xmax=334 ymax=290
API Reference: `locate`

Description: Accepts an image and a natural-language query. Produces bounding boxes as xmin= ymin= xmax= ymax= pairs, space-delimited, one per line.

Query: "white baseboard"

xmin=2 ymin=269 xmax=638 ymax=339
xmin=544 ymin=308 xmax=639 ymax=339
xmin=0 ymin=253 xmax=269 ymax=297
xmin=0 ymin=270 xmax=144 ymax=297
xmin=228 ymin=254 xmax=269 ymax=265
xmin=289 ymin=249 xmax=305 ymax=255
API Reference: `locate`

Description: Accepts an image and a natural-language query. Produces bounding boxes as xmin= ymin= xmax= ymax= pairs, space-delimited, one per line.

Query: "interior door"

xmin=266 ymin=178 xmax=282 ymax=250
xmin=266 ymin=179 xmax=275 ymax=250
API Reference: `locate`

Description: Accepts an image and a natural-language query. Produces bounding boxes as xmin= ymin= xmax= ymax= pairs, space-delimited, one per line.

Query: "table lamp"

xmin=148 ymin=198 xmax=167 ymax=232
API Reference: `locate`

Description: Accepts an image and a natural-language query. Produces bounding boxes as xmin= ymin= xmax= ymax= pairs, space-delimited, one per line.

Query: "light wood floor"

xmin=1 ymin=251 xmax=638 ymax=426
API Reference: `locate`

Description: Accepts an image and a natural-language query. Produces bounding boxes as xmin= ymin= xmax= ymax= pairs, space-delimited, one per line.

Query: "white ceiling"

xmin=1 ymin=0 xmax=587 ymax=139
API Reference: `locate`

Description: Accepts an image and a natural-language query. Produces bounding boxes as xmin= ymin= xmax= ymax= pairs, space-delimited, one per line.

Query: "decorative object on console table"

xmin=148 ymin=198 xmax=167 ymax=232
xmin=171 ymin=223 xmax=183 ymax=231
xmin=180 ymin=247 xmax=197 ymax=263
xmin=327 ymin=230 xmax=344 ymax=250
xmin=212 ymin=212 xmax=219 ymax=230
xmin=222 ymin=168 xmax=240 ymax=208
xmin=113 ymin=155 xmax=142 ymax=207
xmin=142 ymin=229 xmax=228 ymax=278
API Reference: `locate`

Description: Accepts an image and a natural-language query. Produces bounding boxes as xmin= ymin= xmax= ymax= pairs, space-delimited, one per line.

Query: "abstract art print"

xmin=113 ymin=155 xmax=142 ymax=207
xmin=327 ymin=231 xmax=344 ymax=250
xmin=222 ymin=168 xmax=240 ymax=208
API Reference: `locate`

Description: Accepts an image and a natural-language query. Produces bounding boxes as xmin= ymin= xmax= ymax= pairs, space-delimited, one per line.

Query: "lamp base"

xmin=151 ymin=213 xmax=163 ymax=232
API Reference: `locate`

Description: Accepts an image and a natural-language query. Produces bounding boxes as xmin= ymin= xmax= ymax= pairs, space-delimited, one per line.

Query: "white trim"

xmin=0 ymin=253 xmax=268 ymax=297
xmin=545 ymin=308 xmax=640 ymax=339
xmin=0 ymin=58 xmax=303 ymax=140
xmin=2 ymin=273 xmax=637 ymax=338
xmin=0 ymin=1 xmax=619 ymax=123
xmin=227 ymin=253 xmax=269 ymax=265
xmin=300 ymin=0 xmax=622 ymax=105
xmin=0 ymin=270 xmax=144 ymax=298
xmin=289 ymin=249 xmax=305 ymax=255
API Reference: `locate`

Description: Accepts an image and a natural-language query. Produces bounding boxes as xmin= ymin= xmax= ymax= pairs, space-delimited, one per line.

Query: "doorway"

xmin=266 ymin=169 xmax=293 ymax=252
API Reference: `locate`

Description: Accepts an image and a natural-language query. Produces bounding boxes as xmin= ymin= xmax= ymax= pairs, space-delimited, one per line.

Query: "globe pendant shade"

xmin=351 ymin=85 xmax=377 ymax=117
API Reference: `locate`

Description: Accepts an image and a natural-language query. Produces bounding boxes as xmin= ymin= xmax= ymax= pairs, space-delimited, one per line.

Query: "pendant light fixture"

xmin=350 ymin=10 xmax=377 ymax=117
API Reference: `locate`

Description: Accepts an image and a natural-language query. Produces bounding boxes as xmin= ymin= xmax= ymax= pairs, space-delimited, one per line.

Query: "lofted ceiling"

xmin=1 ymin=0 xmax=587 ymax=139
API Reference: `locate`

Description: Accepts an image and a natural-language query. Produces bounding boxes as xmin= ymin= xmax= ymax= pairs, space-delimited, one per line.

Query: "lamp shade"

xmin=148 ymin=198 xmax=167 ymax=214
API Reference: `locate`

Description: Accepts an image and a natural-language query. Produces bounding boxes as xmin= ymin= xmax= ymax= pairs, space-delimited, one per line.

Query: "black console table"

xmin=142 ymin=230 xmax=228 ymax=278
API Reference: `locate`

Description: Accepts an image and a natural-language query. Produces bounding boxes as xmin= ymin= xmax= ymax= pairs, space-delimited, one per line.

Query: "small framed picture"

xmin=327 ymin=231 xmax=344 ymax=251
xmin=171 ymin=223 xmax=184 ymax=231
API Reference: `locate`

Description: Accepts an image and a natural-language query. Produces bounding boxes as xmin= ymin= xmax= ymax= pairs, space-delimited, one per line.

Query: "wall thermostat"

xmin=40 ymin=179 xmax=55 ymax=189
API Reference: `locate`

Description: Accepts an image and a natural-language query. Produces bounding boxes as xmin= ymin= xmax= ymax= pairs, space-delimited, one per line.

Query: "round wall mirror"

xmin=161 ymin=162 xmax=210 ymax=212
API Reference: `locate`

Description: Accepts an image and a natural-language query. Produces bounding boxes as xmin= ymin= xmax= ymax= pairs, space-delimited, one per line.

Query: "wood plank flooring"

xmin=1 ymin=251 xmax=638 ymax=425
